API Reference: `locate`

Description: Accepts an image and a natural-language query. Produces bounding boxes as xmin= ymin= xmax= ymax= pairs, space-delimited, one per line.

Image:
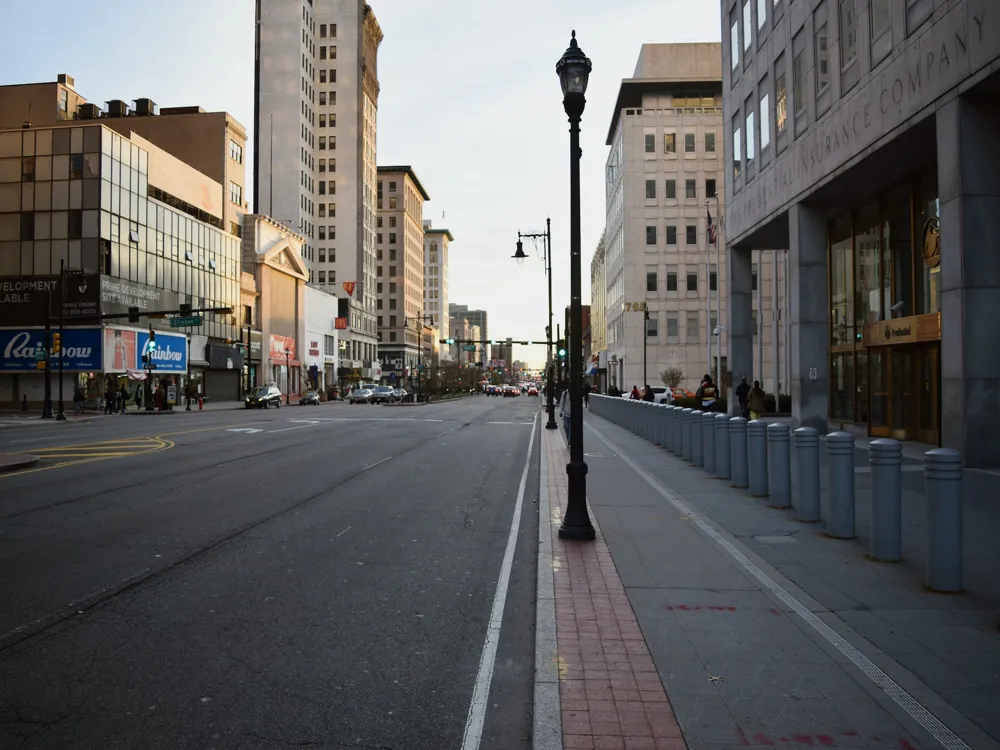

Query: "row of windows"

xmin=319 ymin=23 xmax=337 ymax=38
xmin=645 ymin=268 xmax=718 ymax=293
xmin=644 ymin=131 xmax=717 ymax=155
xmin=645 ymin=224 xmax=710 ymax=247
xmin=319 ymin=45 xmax=337 ymax=60
xmin=645 ymin=178 xmax=717 ymax=201
xmin=317 ymin=269 xmax=337 ymax=283
xmin=642 ymin=311 xmax=712 ymax=343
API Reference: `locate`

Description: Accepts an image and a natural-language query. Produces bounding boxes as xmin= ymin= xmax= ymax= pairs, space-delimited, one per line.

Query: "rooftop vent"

xmin=57 ymin=74 xmax=75 ymax=89
xmin=105 ymin=99 xmax=129 ymax=118
xmin=133 ymin=98 xmax=158 ymax=116
xmin=76 ymin=103 xmax=103 ymax=120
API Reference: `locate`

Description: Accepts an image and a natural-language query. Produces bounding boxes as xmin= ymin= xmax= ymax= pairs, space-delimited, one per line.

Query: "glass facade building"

xmin=0 ymin=125 xmax=240 ymax=342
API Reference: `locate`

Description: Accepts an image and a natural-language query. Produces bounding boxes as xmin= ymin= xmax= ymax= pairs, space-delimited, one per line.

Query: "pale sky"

xmin=0 ymin=0 xmax=721 ymax=369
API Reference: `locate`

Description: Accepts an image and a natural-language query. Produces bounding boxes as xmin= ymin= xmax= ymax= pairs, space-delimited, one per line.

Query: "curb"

xmin=0 ymin=454 xmax=40 ymax=472
xmin=533 ymin=431 xmax=561 ymax=750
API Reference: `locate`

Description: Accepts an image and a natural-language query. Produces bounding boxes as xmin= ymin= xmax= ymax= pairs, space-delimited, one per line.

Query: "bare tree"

xmin=660 ymin=367 xmax=683 ymax=388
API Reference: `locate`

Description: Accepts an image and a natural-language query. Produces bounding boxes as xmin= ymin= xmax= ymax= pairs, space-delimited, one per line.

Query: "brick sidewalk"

xmin=544 ymin=428 xmax=687 ymax=750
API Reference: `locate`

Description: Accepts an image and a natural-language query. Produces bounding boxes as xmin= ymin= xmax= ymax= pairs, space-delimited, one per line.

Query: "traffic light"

xmin=52 ymin=332 xmax=61 ymax=354
xmin=557 ymin=340 xmax=567 ymax=358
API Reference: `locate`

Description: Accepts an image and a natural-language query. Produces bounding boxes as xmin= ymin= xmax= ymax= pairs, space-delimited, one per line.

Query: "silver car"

xmin=349 ymin=388 xmax=373 ymax=404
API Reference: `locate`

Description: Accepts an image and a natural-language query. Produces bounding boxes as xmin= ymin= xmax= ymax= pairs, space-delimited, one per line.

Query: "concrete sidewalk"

xmin=577 ymin=410 xmax=1000 ymax=749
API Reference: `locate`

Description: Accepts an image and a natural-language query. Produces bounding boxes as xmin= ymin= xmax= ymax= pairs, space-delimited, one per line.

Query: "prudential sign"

xmin=136 ymin=330 xmax=187 ymax=373
xmin=0 ymin=329 xmax=103 ymax=372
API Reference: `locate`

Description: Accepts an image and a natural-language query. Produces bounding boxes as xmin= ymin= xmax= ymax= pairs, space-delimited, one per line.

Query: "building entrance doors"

xmin=867 ymin=342 xmax=939 ymax=445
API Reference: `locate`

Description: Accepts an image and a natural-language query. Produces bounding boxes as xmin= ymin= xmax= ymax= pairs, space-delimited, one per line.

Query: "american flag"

xmin=707 ymin=205 xmax=717 ymax=246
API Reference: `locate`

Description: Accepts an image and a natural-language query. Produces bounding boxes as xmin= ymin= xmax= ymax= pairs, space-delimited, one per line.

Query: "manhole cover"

xmin=584 ymin=452 xmax=616 ymax=458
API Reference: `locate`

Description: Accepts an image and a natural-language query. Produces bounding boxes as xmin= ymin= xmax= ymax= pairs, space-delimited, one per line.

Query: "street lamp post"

xmin=643 ymin=308 xmax=649 ymax=387
xmin=405 ymin=314 xmax=434 ymax=402
xmin=557 ymin=31 xmax=595 ymax=541
xmin=514 ymin=218 xmax=557 ymax=430
xmin=55 ymin=260 xmax=87 ymax=421
xmin=186 ymin=334 xmax=192 ymax=410
xmin=285 ymin=347 xmax=291 ymax=404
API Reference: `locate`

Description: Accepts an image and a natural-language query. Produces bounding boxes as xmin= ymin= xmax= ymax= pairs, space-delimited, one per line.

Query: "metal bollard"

xmin=681 ymin=408 xmax=693 ymax=461
xmin=658 ymin=405 xmax=669 ymax=447
xmin=673 ymin=407 xmax=683 ymax=456
xmin=643 ymin=403 xmax=654 ymax=442
xmin=826 ymin=432 xmax=856 ymax=538
xmin=729 ymin=417 xmax=748 ymax=487
xmin=869 ymin=439 xmax=902 ymax=562
xmin=691 ymin=410 xmax=704 ymax=466
xmin=647 ymin=403 xmax=656 ymax=443
xmin=793 ymin=427 xmax=820 ymax=522
xmin=767 ymin=423 xmax=791 ymax=508
xmin=715 ymin=414 xmax=731 ymax=479
xmin=925 ymin=448 xmax=964 ymax=593
xmin=748 ymin=420 xmax=769 ymax=497
xmin=702 ymin=412 xmax=716 ymax=474
xmin=663 ymin=406 xmax=674 ymax=452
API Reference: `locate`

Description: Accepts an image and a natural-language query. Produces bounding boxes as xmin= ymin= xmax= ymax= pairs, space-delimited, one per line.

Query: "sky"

xmin=0 ymin=0 xmax=721 ymax=369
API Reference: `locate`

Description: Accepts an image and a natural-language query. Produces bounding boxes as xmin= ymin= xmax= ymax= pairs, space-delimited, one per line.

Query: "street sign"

xmin=34 ymin=349 xmax=45 ymax=362
xmin=169 ymin=315 xmax=203 ymax=328
xmin=464 ymin=344 xmax=476 ymax=352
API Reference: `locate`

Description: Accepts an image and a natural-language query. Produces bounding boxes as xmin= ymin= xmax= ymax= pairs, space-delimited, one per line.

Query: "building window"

xmin=775 ymin=70 xmax=787 ymax=134
xmin=666 ymin=225 xmax=677 ymax=245
xmin=229 ymin=140 xmax=243 ymax=163
xmin=706 ymin=179 xmax=717 ymax=199
xmin=840 ymin=0 xmax=858 ymax=66
xmin=389 ymin=233 xmax=396 ymax=244
xmin=319 ymin=137 xmax=326 ymax=150
xmin=757 ymin=0 xmax=766 ymax=29
xmin=59 ymin=88 xmax=69 ymax=113
xmin=745 ymin=107 xmax=755 ymax=170
xmin=320 ymin=23 xmax=327 ymax=37
xmin=320 ymin=46 xmax=327 ymax=60
xmin=666 ymin=272 xmax=678 ymax=292
xmin=646 ymin=315 xmax=658 ymax=339
xmin=229 ymin=182 xmax=242 ymax=205
xmin=815 ymin=23 xmax=830 ymax=93
xmin=21 ymin=156 xmax=34 ymax=182
xmin=646 ymin=226 xmax=657 ymax=246
xmin=69 ymin=153 xmax=84 ymax=179
xmin=733 ymin=122 xmax=742 ymax=180
xmin=664 ymin=133 xmax=676 ymax=154
xmin=793 ymin=33 xmax=806 ymax=115
xmin=742 ymin=0 xmax=752 ymax=52
xmin=646 ymin=270 xmax=657 ymax=292
xmin=20 ymin=212 xmax=33 ymax=240
xmin=685 ymin=179 xmax=696 ymax=199
xmin=645 ymin=179 xmax=656 ymax=200
xmin=331 ymin=24 xmax=337 ymax=37
xmin=389 ymin=197 xmax=396 ymax=209
xmin=389 ymin=216 xmax=397 ymax=227
xmin=330 ymin=46 xmax=337 ymax=59
xmin=320 ymin=69 xmax=327 ymax=83
xmin=705 ymin=132 xmax=716 ymax=152
xmin=684 ymin=133 xmax=695 ymax=153
xmin=665 ymin=179 xmax=676 ymax=200
xmin=667 ymin=317 xmax=679 ymax=339
xmin=710 ymin=267 xmax=718 ymax=292
xmin=319 ymin=249 xmax=326 ymax=261
xmin=731 ymin=15 xmax=740 ymax=71
xmin=644 ymin=134 xmax=655 ymax=153
xmin=319 ymin=271 xmax=326 ymax=283
xmin=871 ymin=0 xmax=890 ymax=38
xmin=752 ymin=266 xmax=758 ymax=291
xmin=686 ymin=311 xmax=700 ymax=342
xmin=760 ymin=92 xmax=771 ymax=150
xmin=319 ymin=92 xmax=327 ymax=106
xmin=686 ymin=226 xmax=697 ymax=245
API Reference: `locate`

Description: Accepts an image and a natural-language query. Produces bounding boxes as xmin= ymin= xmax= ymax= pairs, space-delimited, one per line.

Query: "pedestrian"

xmin=629 ymin=385 xmax=641 ymax=400
xmin=104 ymin=383 xmax=115 ymax=415
xmin=748 ymin=379 xmax=767 ymax=421
xmin=695 ymin=373 xmax=718 ymax=411
xmin=736 ymin=377 xmax=751 ymax=419
xmin=583 ymin=382 xmax=591 ymax=408
xmin=73 ymin=386 xmax=84 ymax=415
xmin=641 ymin=384 xmax=655 ymax=403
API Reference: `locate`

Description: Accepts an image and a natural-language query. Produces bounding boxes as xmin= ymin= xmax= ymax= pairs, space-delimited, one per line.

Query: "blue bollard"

xmin=793 ymin=427 xmax=820 ymax=521
xmin=767 ymin=423 xmax=791 ymax=509
xmin=715 ymin=413 xmax=730 ymax=479
xmin=702 ymin=411 xmax=716 ymax=474
xmin=681 ymin=408 xmax=693 ymax=461
xmin=869 ymin=439 xmax=902 ymax=562
xmin=691 ymin=410 xmax=704 ymax=466
xmin=826 ymin=432 xmax=856 ymax=538
xmin=729 ymin=417 xmax=748 ymax=488
xmin=662 ymin=406 xmax=674 ymax=451
xmin=748 ymin=420 xmax=769 ymax=497
xmin=925 ymin=448 xmax=964 ymax=592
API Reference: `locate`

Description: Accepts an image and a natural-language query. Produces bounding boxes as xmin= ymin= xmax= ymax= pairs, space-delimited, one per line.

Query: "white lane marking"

xmin=461 ymin=412 xmax=538 ymax=750
xmin=227 ymin=428 xmax=263 ymax=434
xmin=486 ymin=421 xmax=535 ymax=425
xmin=586 ymin=422 xmax=973 ymax=750
xmin=336 ymin=526 xmax=352 ymax=538
xmin=362 ymin=456 xmax=392 ymax=471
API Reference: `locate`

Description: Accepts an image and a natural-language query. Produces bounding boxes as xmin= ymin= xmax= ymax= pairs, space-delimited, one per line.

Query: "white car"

xmin=621 ymin=386 xmax=673 ymax=404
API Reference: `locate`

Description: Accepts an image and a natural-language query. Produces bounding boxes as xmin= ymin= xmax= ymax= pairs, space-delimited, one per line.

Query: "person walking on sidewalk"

xmin=629 ymin=385 xmax=641 ymax=400
xmin=641 ymin=384 xmax=655 ymax=403
xmin=735 ymin=376 xmax=751 ymax=419
xmin=695 ymin=373 xmax=718 ymax=411
xmin=748 ymin=379 xmax=767 ymax=420
xmin=583 ymin=382 xmax=591 ymax=408
xmin=73 ymin=386 xmax=84 ymax=415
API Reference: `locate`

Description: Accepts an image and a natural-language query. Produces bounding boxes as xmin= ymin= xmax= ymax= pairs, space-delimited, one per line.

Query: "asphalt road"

xmin=0 ymin=395 xmax=543 ymax=749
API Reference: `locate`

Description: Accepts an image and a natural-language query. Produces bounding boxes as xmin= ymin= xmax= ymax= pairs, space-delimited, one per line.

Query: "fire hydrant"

xmin=198 ymin=396 xmax=204 ymax=410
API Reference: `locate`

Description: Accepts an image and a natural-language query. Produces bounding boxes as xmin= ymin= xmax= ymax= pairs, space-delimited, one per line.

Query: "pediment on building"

xmin=259 ymin=240 xmax=308 ymax=281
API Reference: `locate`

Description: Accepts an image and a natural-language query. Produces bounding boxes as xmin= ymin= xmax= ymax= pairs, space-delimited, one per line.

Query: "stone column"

xmin=728 ymin=247 xmax=753 ymax=415
xmin=937 ymin=96 xmax=1000 ymax=467
xmin=789 ymin=203 xmax=829 ymax=432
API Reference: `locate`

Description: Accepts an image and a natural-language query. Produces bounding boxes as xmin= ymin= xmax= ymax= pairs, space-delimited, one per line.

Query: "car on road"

xmin=502 ymin=385 xmax=518 ymax=398
xmin=393 ymin=387 xmax=408 ymax=402
xmin=300 ymin=390 xmax=321 ymax=405
xmin=349 ymin=388 xmax=373 ymax=404
xmin=369 ymin=385 xmax=396 ymax=404
xmin=246 ymin=385 xmax=282 ymax=409
xmin=527 ymin=385 xmax=538 ymax=396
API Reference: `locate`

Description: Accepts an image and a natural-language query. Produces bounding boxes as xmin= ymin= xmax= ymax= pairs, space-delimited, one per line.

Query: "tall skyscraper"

xmin=255 ymin=0 xmax=382 ymax=374
xmin=423 ymin=222 xmax=453 ymax=356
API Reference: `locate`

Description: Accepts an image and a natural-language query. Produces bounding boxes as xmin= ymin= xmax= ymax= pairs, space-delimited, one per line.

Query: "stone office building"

xmin=720 ymin=0 xmax=1000 ymax=465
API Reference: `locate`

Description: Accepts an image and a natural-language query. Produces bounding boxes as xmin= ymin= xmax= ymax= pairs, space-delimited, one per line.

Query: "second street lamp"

xmin=514 ymin=219 xmax=557 ymax=430
xmin=556 ymin=30 xmax=595 ymax=542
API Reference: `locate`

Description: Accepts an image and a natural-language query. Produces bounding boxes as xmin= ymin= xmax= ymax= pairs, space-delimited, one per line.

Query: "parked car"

xmin=300 ymin=389 xmax=320 ymax=405
xmin=246 ymin=385 xmax=282 ymax=409
xmin=349 ymin=388 xmax=373 ymax=404
xmin=393 ymin=387 xmax=409 ymax=401
xmin=369 ymin=385 xmax=396 ymax=404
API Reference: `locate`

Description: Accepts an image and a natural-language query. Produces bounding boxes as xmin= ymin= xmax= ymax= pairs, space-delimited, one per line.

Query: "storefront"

xmin=103 ymin=326 xmax=188 ymax=408
xmin=268 ymin=333 xmax=299 ymax=399
xmin=827 ymin=170 xmax=941 ymax=444
xmin=0 ymin=327 xmax=103 ymax=408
